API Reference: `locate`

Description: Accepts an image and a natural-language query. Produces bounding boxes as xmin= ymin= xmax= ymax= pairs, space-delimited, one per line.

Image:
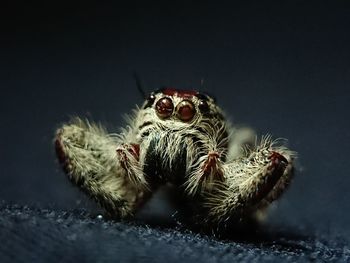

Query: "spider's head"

xmin=141 ymin=88 xmax=222 ymax=124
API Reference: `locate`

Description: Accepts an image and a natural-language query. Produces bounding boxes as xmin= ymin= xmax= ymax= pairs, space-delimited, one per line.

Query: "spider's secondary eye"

xmin=155 ymin=97 xmax=174 ymax=118
xmin=176 ymin=100 xmax=196 ymax=122
xmin=198 ymin=100 xmax=210 ymax=113
xmin=143 ymin=94 xmax=156 ymax=109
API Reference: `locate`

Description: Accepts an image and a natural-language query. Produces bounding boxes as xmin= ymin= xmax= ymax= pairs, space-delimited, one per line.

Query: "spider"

xmin=55 ymin=87 xmax=295 ymax=230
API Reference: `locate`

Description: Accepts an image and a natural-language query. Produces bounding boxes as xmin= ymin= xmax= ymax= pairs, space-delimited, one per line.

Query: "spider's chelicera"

xmin=55 ymin=88 xmax=295 ymax=229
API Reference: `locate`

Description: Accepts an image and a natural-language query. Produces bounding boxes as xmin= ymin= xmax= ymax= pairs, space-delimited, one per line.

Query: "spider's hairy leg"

xmin=54 ymin=118 xmax=149 ymax=218
xmin=185 ymin=124 xmax=255 ymax=194
xmin=202 ymin=137 xmax=295 ymax=224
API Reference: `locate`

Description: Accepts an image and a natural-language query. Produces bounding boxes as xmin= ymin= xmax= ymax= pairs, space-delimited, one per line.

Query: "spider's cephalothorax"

xmin=55 ymin=88 xmax=296 ymax=228
xmin=135 ymin=88 xmax=229 ymax=192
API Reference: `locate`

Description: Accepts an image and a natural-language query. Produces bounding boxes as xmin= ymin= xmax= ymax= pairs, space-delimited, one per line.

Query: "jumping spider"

xmin=55 ymin=88 xmax=295 ymax=230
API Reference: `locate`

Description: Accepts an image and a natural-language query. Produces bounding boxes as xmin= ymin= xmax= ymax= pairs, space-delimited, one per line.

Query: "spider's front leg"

xmin=54 ymin=119 xmax=149 ymax=218
xmin=185 ymin=126 xmax=257 ymax=195
xmin=200 ymin=137 xmax=295 ymax=226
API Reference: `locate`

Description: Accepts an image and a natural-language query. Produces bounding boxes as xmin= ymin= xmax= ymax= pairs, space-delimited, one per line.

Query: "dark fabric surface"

xmin=1 ymin=202 xmax=350 ymax=263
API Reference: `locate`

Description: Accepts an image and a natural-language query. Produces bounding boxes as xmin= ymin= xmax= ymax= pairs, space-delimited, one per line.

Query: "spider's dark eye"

xmin=155 ymin=97 xmax=174 ymax=118
xmin=176 ymin=100 xmax=196 ymax=122
xmin=198 ymin=100 xmax=210 ymax=113
xmin=143 ymin=94 xmax=156 ymax=109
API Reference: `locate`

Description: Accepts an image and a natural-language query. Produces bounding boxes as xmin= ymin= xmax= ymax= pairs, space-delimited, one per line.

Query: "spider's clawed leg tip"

xmin=54 ymin=136 xmax=66 ymax=164
xmin=268 ymin=151 xmax=288 ymax=167
xmin=54 ymin=135 xmax=71 ymax=174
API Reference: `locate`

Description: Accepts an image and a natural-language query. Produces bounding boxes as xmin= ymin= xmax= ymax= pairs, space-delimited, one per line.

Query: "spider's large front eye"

xmin=155 ymin=97 xmax=174 ymax=118
xmin=176 ymin=100 xmax=196 ymax=122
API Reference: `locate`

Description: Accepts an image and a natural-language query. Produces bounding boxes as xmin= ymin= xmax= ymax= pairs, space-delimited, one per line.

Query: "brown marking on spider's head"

xmin=161 ymin=87 xmax=199 ymax=98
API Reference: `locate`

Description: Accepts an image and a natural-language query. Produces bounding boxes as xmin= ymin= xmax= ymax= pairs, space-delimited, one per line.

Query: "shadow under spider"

xmin=131 ymin=190 xmax=314 ymax=254
xmin=131 ymin=211 xmax=314 ymax=255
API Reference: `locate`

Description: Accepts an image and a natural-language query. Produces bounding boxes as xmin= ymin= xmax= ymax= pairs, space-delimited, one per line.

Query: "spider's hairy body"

xmin=55 ymin=88 xmax=296 ymax=229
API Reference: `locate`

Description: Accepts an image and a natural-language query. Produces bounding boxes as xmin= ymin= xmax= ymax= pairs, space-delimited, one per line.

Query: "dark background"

xmin=1 ymin=1 xmax=350 ymax=261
